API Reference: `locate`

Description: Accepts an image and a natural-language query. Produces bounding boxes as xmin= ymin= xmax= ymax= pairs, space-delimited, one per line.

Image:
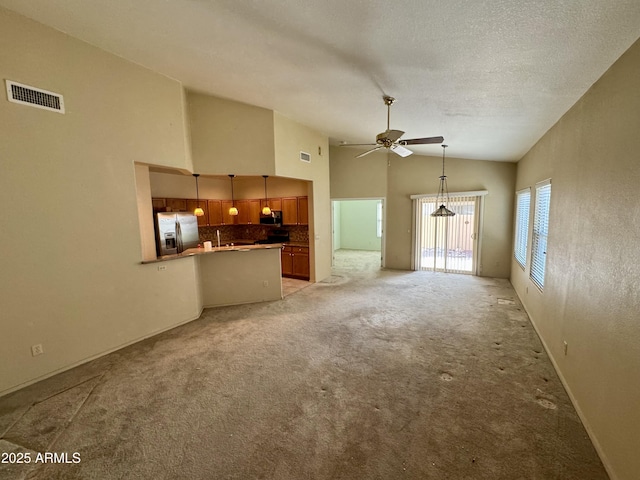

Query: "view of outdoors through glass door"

xmin=416 ymin=195 xmax=477 ymax=274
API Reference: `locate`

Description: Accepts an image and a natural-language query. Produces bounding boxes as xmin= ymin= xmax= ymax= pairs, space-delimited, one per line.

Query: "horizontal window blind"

xmin=514 ymin=188 xmax=531 ymax=268
xmin=530 ymin=181 xmax=551 ymax=289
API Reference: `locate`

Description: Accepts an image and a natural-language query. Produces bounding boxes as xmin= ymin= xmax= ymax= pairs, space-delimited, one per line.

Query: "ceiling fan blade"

xmin=356 ymin=146 xmax=384 ymax=158
xmin=340 ymin=143 xmax=378 ymax=147
xmin=400 ymin=136 xmax=444 ymax=145
xmin=390 ymin=144 xmax=413 ymax=157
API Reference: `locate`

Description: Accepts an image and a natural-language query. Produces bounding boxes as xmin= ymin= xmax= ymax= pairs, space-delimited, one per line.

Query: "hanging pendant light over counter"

xmin=228 ymin=174 xmax=238 ymax=216
xmin=431 ymin=145 xmax=455 ymax=217
xmin=261 ymin=175 xmax=271 ymax=215
xmin=192 ymin=173 xmax=205 ymax=217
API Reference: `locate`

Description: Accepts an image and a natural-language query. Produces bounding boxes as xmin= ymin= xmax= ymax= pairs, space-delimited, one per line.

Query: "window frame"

xmin=514 ymin=188 xmax=531 ymax=269
xmin=530 ymin=179 xmax=551 ymax=290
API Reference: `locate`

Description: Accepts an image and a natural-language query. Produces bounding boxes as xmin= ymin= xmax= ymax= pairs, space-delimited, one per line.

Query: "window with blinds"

xmin=514 ymin=188 xmax=531 ymax=268
xmin=530 ymin=180 xmax=551 ymax=289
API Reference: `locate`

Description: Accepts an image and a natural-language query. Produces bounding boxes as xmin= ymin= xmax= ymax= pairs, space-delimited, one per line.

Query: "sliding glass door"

xmin=413 ymin=194 xmax=481 ymax=274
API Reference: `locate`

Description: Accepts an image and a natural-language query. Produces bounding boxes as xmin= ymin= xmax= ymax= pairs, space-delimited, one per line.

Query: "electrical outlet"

xmin=263 ymin=280 xmax=269 ymax=287
xmin=563 ymin=341 xmax=568 ymax=356
xmin=158 ymin=265 xmax=167 ymax=271
xmin=31 ymin=344 xmax=44 ymax=356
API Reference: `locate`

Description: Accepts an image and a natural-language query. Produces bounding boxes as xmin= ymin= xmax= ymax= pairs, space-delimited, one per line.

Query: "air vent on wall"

xmin=300 ymin=151 xmax=311 ymax=163
xmin=5 ymin=80 xmax=65 ymax=114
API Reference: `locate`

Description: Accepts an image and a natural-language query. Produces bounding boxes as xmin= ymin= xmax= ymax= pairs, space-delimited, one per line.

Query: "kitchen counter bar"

xmin=141 ymin=243 xmax=283 ymax=264
xmin=142 ymin=244 xmax=283 ymax=308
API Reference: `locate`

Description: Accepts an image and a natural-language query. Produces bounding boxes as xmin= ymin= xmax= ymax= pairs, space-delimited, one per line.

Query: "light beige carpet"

xmin=0 ymin=250 xmax=607 ymax=479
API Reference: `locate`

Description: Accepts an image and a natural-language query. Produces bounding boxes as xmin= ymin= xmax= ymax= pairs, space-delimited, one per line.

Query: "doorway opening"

xmin=412 ymin=193 xmax=485 ymax=274
xmin=332 ymin=199 xmax=384 ymax=271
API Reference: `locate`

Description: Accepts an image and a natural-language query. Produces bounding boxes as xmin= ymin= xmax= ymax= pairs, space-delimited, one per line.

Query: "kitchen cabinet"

xmin=281 ymin=245 xmax=309 ymax=280
xmin=297 ymin=196 xmax=308 ymax=225
xmin=236 ymin=199 xmax=261 ymax=224
xmin=282 ymin=196 xmax=308 ymax=225
xmin=282 ymin=197 xmax=298 ymax=225
xmin=221 ymin=200 xmax=237 ymax=225
xmin=261 ymin=197 xmax=282 ymax=214
xmin=152 ymin=198 xmax=166 ymax=211
xmin=281 ymin=247 xmax=293 ymax=276
xmin=207 ymin=200 xmax=223 ymax=226
xmin=165 ymin=198 xmax=187 ymax=212
xmin=186 ymin=200 xmax=209 ymax=226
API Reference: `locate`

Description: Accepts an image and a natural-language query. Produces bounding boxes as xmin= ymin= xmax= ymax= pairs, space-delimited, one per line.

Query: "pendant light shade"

xmin=228 ymin=174 xmax=238 ymax=216
xmin=192 ymin=173 xmax=205 ymax=217
xmin=261 ymin=175 xmax=271 ymax=215
xmin=431 ymin=145 xmax=455 ymax=217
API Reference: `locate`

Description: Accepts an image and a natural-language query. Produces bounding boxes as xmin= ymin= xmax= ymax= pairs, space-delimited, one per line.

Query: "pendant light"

xmin=261 ymin=175 xmax=271 ymax=215
xmin=228 ymin=174 xmax=238 ymax=216
xmin=431 ymin=145 xmax=455 ymax=217
xmin=192 ymin=173 xmax=204 ymax=217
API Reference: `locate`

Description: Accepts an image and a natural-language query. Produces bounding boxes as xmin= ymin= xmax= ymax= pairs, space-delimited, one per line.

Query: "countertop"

xmin=142 ymin=243 xmax=283 ymax=264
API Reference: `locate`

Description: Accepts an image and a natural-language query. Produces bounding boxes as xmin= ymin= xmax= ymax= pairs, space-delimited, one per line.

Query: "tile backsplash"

xmin=198 ymin=225 xmax=308 ymax=245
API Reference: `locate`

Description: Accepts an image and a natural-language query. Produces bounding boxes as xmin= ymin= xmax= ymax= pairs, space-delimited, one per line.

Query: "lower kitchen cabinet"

xmin=281 ymin=245 xmax=309 ymax=280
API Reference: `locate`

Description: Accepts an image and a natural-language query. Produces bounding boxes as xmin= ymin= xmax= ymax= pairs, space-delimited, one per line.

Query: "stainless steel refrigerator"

xmin=155 ymin=212 xmax=200 ymax=256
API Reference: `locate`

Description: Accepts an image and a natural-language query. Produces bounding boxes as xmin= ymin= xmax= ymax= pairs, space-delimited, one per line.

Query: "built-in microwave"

xmin=259 ymin=210 xmax=282 ymax=225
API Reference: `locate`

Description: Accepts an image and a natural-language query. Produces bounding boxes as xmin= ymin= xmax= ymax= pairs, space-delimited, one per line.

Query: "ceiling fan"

xmin=341 ymin=95 xmax=444 ymax=158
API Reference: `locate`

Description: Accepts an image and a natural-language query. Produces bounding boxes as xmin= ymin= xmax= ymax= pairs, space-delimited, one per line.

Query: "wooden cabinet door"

xmin=247 ymin=199 xmax=261 ymax=224
xmin=165 ymin=198 xmax=187 ymax=212
xmin=292 ymin=247 xmax=310 ymax=279
xmin=281 ymin=247 xmax=293 ymax=276
xmin=186 ymin=200 xmax=208 ymax=226
xmin=282 ymin=197 xmax=298 ymax=225
xmin=297 ymin=197 xmax=308 ymax=225
xmin=207 ymin=200 xmax=223 ymax=226
xmin=221 ymin=200 xmax=237 ymax=225
xmin=269 ymin=198 xmax=282 ymax=211
xmin=236 ymin=200 xmax=249 ymax=224
xmin=152 ymin=198 xmax=166 ymax=211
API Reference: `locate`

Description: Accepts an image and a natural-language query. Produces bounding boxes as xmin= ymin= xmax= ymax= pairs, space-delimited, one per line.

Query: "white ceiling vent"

xmin=300 ymin=151 xmax=311 ymax=163
xmin=5 ymin=80 xmax=65 ymax=114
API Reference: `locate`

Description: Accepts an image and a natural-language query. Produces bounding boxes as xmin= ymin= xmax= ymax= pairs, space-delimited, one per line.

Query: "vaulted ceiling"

xmin=2 ymin=0 xmax=639 ymax=161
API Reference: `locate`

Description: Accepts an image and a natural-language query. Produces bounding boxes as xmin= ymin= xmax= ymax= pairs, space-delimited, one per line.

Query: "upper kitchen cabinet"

xmin=207 ymin=200 xmax=223 ymax=226
xmin=165 ymin=198 xmax=187 ymax=212
xmin=187 ymin=92 xmax=276 ymax=176
xmin=282 ymin=197 xmax=308 ymax=225
xmin=297 ymin=196 xmax=308 ymax=225
xmin=208 ymin=200 xmax=237 ymax=226
xmin=236 ymin=199 xmax=261 ymax=225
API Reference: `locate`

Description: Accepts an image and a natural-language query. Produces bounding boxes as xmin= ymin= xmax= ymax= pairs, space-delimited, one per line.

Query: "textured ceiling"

xmin=2 ymin=0 xmax=640 ymax=161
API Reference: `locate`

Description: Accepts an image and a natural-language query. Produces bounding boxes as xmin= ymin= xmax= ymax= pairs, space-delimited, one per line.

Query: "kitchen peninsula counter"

xmin=142 ymin=244 xmax=283 ymax=308
xmin=141 ymin=243 xmax=282 ymax=264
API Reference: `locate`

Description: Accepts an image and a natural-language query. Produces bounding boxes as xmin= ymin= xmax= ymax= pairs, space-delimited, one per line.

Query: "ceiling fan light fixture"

xmin=431 ymin=145 xmax=455 ymax=217
xmin=340 ymin=96 xmax=443 ymax=159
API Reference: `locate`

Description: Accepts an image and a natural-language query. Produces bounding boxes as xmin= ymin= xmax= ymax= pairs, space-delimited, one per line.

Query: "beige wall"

xmin=187 ymin=91 xmax=275 ymax=176
xmin=511 ymin=38 xmax=640 ymax=480
xmin=329 ymin=147 xmax=388 ymax=199
xmin=200 ymin=248 xmax=282 ymax=307
xmin=330 ymin=147 xmax=516 ymax=277
xmin=273 ymin=113 xmax=332 ymax=282
xmin=0 ymin=8 xmax=201 ymax=395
